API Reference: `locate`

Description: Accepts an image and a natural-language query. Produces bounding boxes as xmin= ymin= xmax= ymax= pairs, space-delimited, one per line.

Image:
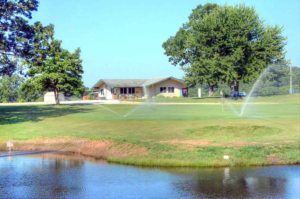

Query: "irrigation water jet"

xmin=122 ymin=86 xmax=156 ymax=118
xmin=239 ymin=64 xmax=280 ymax=117
xmin=96 ymin=104 xmax=123 ymax=117
xmin=239 ymin=70 xmax=268 ymax=116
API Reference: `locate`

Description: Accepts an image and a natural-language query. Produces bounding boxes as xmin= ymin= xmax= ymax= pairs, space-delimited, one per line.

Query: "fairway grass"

xmin=0 ymin=94 xmax=299 ymax=167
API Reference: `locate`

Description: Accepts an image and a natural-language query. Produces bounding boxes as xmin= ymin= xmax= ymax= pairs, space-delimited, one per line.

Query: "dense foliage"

xmin=0 ymin=1 xmax=84 ymax=103
xmin=18 ymin=79 xmax=43 ymax=102
xmin=163 ymin=4 xmax=286 ymax=96
xmin=0 ymin=75 xmax=22 ymax=102
xmin=0 ymin=0 xmax=38 ymax=75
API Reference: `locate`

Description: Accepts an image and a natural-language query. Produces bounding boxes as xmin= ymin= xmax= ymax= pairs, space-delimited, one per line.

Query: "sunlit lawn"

xmin=0 ymin=94 xmax=299 ymax=167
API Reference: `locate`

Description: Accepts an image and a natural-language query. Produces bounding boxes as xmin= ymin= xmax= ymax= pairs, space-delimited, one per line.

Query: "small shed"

xmin=44 ymin=92 xmax=65 ymax=103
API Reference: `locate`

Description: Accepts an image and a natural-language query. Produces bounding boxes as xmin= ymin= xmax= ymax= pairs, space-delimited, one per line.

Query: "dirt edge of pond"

xmin=1 ymin=138 xmax=299 ymax=168
xmin=0 ymin=138 xmax=148 ymax=160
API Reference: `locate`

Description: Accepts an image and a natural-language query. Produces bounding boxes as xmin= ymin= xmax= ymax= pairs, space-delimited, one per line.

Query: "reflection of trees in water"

xmin=44 ymin=157 xmax=84 ymax=171
xmin=0 ymin=157 xmax=85 ymax=198
xmin=172 ymin=167 xmax=287 ymax=198
xmin=33 ymin=158 xmax=85 ymax=198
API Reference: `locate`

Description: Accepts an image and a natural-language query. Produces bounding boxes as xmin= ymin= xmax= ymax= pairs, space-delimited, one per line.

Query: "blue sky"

xmin=32 ymin=0 xmax=300 ymax=87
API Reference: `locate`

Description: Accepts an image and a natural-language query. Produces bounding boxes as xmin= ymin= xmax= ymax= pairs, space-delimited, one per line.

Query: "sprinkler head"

xmin=223 ymin=155 xmax=230 ymax=160
xmin=6 ymin=141 xmax=14 ymax=152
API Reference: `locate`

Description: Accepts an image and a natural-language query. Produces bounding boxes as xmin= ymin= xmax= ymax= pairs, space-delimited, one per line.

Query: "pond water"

xmin=0 ymin=153 xmax=299 ymax=199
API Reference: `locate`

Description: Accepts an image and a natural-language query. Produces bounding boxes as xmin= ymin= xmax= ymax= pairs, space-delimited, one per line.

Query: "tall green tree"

xmin=0 ymin=0 xmax=39 ymax=76
xmin=163 ymin=4 xmax=286 ymax=95
xmin=26 ymin=24 xmax=84 ymax=104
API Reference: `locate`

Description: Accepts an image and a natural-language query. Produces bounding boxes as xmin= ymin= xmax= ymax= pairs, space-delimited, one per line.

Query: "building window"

xmin=120 ymin=88 xmax=127 ymax=94
xmin=99 ymin=89 xmax=104 ymax=95
xmin=160 ymin=87 xmax=167 ymax=93
xmin=168 ymin=87 xmax=175 ymax=93
xmin=128 ymin=87 xmax=135 ymax=94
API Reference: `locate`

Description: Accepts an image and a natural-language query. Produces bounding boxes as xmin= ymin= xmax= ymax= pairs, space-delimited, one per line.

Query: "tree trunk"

xmin=54 ymin=89 xmax=60 ymax=105
xmin=232 ymin=80 xmax=240 ymax=99
xmin=208 ymin=85 xmax=215 ymax=97
xmin=234 ymin=80 xmax=239 ymax=92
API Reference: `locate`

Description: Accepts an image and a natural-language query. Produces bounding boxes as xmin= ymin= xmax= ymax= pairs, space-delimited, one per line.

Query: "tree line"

xmin=0 ymin=0 xmax=84 ymax=104
xmin=187 ymin=65 xmax=300 ymax=98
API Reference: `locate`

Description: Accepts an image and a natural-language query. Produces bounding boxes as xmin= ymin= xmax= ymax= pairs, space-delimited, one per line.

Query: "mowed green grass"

xmin=0 ymin=94 xmax=299 ymax=167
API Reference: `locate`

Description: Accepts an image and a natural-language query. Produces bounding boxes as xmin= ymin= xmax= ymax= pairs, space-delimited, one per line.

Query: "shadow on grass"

xmin=0 ymin=105 xmax=92 ymax=125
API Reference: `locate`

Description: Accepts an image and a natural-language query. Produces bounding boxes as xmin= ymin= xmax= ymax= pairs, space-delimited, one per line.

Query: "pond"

xmin=0 ymin=153 xmax=299 ymax=199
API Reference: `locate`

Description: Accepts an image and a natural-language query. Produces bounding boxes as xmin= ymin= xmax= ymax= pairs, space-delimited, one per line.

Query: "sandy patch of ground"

xmin=0 ymin=138 xmax=148 ymax=159
xmin=161 ymin=139 xmax=264 ymax=148
xmin=161 ymin=139 xmax=214 ymax=147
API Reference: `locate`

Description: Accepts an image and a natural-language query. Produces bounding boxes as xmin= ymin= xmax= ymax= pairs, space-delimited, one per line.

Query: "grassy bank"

xmin=0 ymin=94 xmax=299 ymax=167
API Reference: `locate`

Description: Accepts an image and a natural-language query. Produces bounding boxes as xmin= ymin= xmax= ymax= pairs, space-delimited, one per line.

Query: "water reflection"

xmin=0 ymin=154 xmax=85 ymax=198
xmin=171 ymin=167 xmax=296 ymax=198
xmin=0 ymin=154 xmax=299 ymax=199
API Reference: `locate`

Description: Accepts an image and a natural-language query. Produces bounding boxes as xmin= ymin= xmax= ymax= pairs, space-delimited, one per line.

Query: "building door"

xmin=182 ymin=88 xmax=188 ymax=97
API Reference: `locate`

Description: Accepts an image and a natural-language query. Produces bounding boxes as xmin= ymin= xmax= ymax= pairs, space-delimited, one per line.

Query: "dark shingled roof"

xmin=93 ymin=77 xmax=185 ymax=88
xmin=98 ymin=79 xmax=147 ymax=87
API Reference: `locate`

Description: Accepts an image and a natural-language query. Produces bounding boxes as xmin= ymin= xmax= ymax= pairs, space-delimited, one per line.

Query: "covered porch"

xmin=110 ymin=87 xmax=144 ymax=100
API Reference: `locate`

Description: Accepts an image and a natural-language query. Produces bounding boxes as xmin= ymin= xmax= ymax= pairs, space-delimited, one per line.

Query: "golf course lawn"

xmin=0 ymin=94 xmax=299 ymax=167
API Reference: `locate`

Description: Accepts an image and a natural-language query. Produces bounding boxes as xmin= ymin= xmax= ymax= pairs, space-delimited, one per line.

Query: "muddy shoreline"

xmin=0 ymin=138 xmax=147 ymax=161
